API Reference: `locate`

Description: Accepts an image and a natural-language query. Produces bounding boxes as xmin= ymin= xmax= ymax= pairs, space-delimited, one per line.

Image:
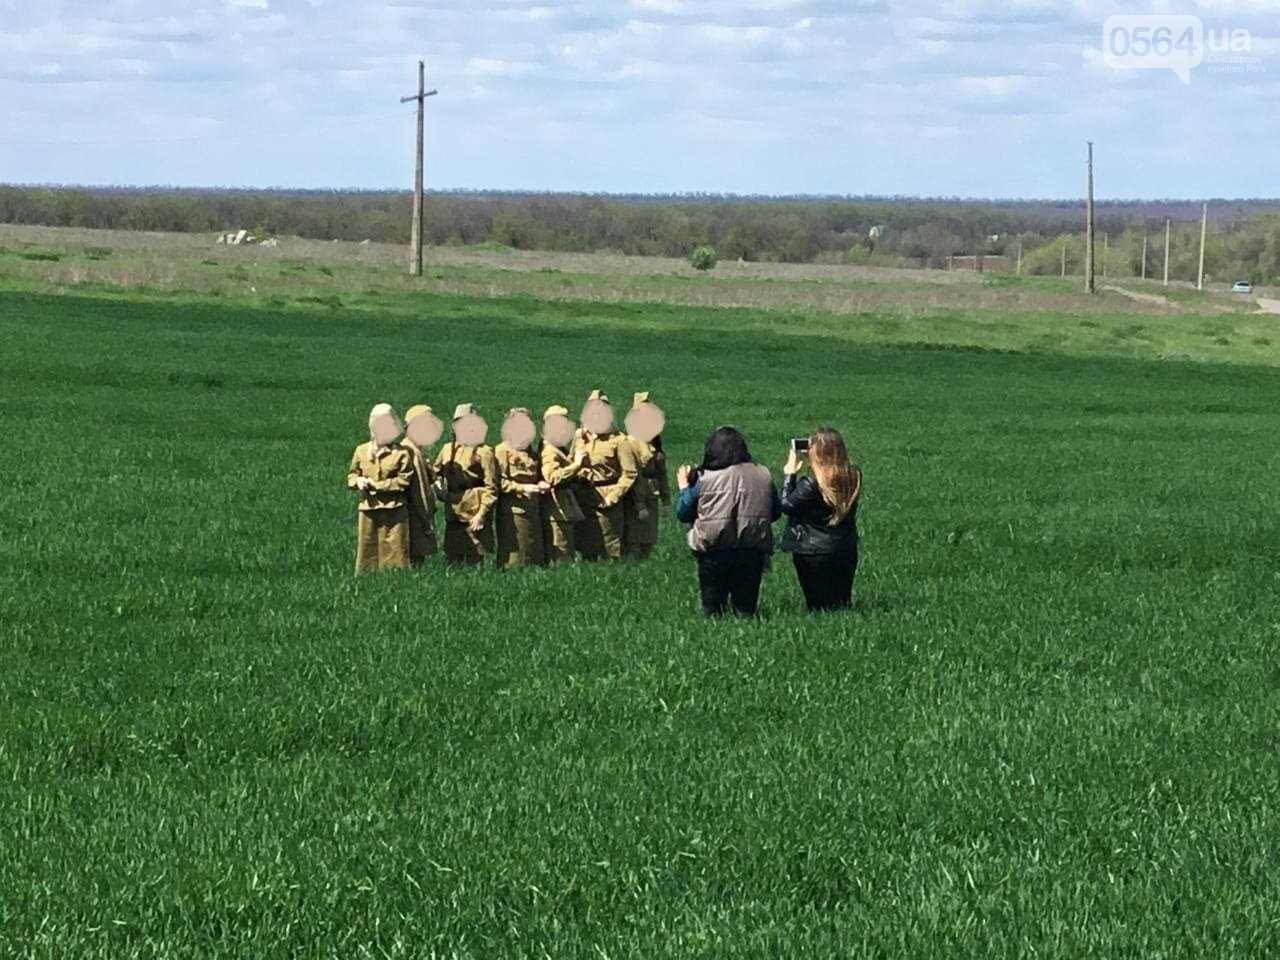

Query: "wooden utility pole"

xmin=1197 ymin=202 xmax=1208 ymax=291
xmin=1163 ymin=218 xmax=1171 ymax=286
xmin=1085 ymin=141 xmax=1096 ymax=293
xmin=1141 ymin=230 xmax=1148 ymax=281
xmin=1016 ymin=238 xmax=1023 ymax=276
xmin=400 ymin=60 xmax=438 ymax=277
xmin=1061 ymin=240 xmax=1067 ymax=277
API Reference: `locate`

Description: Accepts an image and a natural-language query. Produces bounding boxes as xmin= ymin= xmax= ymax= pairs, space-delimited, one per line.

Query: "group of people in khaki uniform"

xmin=345 ymin=391 xmax=669 ymax=573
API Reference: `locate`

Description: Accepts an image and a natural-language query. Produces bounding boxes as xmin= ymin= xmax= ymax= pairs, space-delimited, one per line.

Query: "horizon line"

xmin=2 ymin=182 xmax=1274 ymax=206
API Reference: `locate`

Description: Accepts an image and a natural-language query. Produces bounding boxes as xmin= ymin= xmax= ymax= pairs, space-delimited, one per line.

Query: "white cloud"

xmin=465 ymin=57 xmax=538 ymax=77
xmin=630 ymin=0 xmax=685 ymax=12
xmin=490 ymin=5 xmax=556 ymax=22
xmin=624 ymin=19 xmax=663 ymax=36
xmin=0 ymin=0 xmax=1269 ymax=196
xmin=954 ymin=73 xmax=1036 ymax=96
xmin=693 ymin=20 xmax=813 ymax=54
xmin=1192 ymin=0 xmax=1280 ymax=11
xmin=1081 ymin=45 xmax=1138 ymax=81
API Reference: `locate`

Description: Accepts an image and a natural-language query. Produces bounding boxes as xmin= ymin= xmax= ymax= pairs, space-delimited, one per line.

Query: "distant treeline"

xmin=3 ymin=184 xmax=1280 ymax=280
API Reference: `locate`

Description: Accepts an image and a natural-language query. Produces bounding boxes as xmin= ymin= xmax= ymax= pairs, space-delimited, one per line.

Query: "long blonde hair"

xmin=808 ymin=427 xmax=860 ymax=525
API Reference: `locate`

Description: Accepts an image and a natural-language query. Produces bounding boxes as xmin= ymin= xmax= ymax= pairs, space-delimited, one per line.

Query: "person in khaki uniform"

xmin=434 ymin=403 xmax=499 ymax=566
xmin=494 ymin=407 xmax=550 ymax=568
xmin=623 ymin=391 xmax=671 ymax=560
xmin=574 ymin=389 xmax=638 ymax=561
xmin=402 ymin=404 xmax=443 ymax=566
xmin=346 ymin=403 xmax=415 ymax=574
xmin=539 ymin=404 xmax=588 ymax=564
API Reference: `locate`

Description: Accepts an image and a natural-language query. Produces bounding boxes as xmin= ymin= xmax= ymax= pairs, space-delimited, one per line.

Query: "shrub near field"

xmin=1 ymin=288 xmax=1279 ymax=958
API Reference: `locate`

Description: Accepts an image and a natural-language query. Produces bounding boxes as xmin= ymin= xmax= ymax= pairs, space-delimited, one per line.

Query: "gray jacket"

xmin=681 ymin=463 xmax=781 ymax=554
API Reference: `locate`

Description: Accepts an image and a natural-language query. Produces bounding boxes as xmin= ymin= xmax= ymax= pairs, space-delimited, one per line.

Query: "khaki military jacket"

xmin=434 ymin=443 xmax=499 ymax=523
xmin=625 ymin=436 xmax=671 ymax=507
xmin=495 ymin=444 xmax=544 ymax=515
xmin=346 ymin=441 xmax=414 ymax=512
xmin=540 ymin=442 xmax=585 ymax=523
xmin=576 ymin=430 xmax=638 ymax=507
xmin=402 ymin=437 xmax=437 ymax=522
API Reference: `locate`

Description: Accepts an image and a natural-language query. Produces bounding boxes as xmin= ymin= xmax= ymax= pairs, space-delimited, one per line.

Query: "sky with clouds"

xmin=1 ymin=0 xmax=1277 ymax=198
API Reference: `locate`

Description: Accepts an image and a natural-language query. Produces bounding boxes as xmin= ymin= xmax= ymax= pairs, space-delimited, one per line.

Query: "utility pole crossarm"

xmin=400 ymin=90 xmax=438 ymax=104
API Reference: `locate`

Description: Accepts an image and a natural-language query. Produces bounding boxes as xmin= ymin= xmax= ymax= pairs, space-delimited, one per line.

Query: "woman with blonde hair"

xmin=780 ymin=427 xmax=862 ymax=611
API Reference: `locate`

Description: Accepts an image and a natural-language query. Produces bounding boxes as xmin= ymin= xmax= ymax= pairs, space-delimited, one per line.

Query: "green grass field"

xmin=2 ymin=275 xmax=1279 ymax=956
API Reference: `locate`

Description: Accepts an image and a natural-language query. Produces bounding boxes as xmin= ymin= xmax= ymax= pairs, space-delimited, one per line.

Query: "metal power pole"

xmin=400 ymin=60 xmax=438 ymax=277
xmin=1085 ymin=141 xmax=1095 ymax=293
xmin=1197 ymin=202 xmax=1208 ymax=291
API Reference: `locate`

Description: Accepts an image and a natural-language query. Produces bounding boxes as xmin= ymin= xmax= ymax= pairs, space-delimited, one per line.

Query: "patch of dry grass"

xmin=3 ymin=222 xmax=1279 ymax=366
xmin=0 ymin=223 xmax=1218 ymax=318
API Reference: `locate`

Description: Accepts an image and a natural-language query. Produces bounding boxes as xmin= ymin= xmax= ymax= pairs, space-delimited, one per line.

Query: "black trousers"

xmin=696 ymin=549 xmax=769 ymax=617
xmin=791 ymin=546 xmax=858 ymax=612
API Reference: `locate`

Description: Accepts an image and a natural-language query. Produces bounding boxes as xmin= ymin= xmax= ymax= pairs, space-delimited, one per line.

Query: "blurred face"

xmin=581 ymin=399 xmax=614 ymax=435
xmin=453 ymin=413 xmax=487 ymax=447
xmin=405 ymin=411 xmax=443 ymax=448
xmin=625 ymin=402 xmax=665 ymax=442
xmin=542 ymin=414 xmax=576 ymax=449
xmin=501 ymin=410 xmax=536 ymax=451
xmin=369 ymin=413 xmax=401 ymax=446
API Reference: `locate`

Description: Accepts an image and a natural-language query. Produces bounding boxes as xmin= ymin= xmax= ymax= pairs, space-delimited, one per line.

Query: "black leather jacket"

xmin=779 ymin=473 xmax=858 ymax=555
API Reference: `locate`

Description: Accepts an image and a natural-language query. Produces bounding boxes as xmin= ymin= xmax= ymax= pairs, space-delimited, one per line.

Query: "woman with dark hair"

xmin=675 ymin=426 xmax=781 ymax=617
xmin=780 ymin=427 xmax=862 ymax=611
